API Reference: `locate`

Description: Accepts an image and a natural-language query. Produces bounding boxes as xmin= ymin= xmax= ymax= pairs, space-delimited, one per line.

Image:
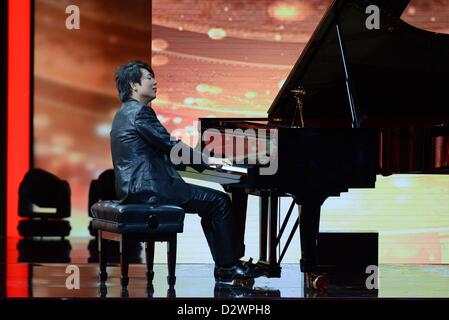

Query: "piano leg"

xmin=268 ymin=194 xmax=278 ymax=266
xmin=299 ymin=198 xmax=330 ymax=292
xmin=226 ymin=186 xmax=248 ymax=258
xmin=299 ymin=199 xmax=324 ymax=273
xmin=256 ymin=193 xmax=282 ymax=278
xmin=259 ymin=192 xmax=268 ymax=262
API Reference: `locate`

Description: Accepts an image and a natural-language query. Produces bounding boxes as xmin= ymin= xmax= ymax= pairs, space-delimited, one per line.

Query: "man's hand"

xmin=207 ymin=157 xmax=232 ymax=168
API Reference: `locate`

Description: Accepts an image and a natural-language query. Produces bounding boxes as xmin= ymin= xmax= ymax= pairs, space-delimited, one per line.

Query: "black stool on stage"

xmin=90 ymin=200 xmax=185 ymax=295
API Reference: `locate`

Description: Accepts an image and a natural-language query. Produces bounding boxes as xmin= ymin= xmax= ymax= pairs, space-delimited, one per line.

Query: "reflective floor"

xmin=2 ymin=237 xmax=449 ymax=298
xmin=4 ymin=263 xmax=449 ymax=298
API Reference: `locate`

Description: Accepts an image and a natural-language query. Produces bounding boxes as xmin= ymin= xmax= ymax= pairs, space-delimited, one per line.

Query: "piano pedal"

xmin=305 ymin=272 xmax=329 ymax=292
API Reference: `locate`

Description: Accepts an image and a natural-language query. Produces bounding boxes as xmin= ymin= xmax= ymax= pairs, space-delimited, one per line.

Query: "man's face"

xmin=132 ymin=68 xmax=157 ymax=101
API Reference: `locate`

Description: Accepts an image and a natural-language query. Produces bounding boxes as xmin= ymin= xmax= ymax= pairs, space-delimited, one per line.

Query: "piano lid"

xmin=268 ymin=0 xmax=449 ymax=127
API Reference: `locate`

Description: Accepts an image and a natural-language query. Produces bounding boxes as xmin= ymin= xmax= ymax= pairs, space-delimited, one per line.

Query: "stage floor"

xmin=2 ymin=237 xmax=449 ymax=298
xmin=3 ymin=263 xmax=449 ymax=298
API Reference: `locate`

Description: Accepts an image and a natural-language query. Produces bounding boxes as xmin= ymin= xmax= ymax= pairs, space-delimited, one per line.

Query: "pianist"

xmin=111 ymin=60 xmax=262 ymax=282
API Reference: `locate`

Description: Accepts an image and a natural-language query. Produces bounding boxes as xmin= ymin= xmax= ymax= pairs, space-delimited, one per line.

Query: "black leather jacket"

xmin=110 ymin=99 xmax=207 ymax=205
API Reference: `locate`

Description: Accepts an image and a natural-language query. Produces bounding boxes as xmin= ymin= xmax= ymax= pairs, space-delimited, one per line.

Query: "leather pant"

xmin=181 ymin=183 xmax=245 ymax=267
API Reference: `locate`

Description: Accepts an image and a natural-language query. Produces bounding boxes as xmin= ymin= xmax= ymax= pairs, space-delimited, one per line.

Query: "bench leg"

xmin=167 ymin=235 xmax=177 ymax=287
xmin=120 ymin=235 xmax=129 ymax=289
xmin=98 ymin=230 xmax=108 ymax=283
xmin=146 ymin=241 xmax=155 ymax=283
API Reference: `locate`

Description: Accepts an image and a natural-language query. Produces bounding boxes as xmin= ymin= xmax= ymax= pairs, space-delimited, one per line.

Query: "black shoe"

xmin=214 ymin=283 xmax=281 ymax=298
xmin=214 ymin=260 xmax=264 ymax=283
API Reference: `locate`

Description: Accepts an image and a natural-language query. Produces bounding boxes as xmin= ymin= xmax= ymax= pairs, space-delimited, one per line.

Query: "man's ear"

xmin=129 ymin=81 xmax=137 ymax=92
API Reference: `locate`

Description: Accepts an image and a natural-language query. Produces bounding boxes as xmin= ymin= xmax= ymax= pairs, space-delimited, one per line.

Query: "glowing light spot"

xmin=152 ymin=55 xmax=169 ymax=66
xmin=196 ymin=84 xmax=209 ymax=93
xmin=275 ymin=34 xmax=282 ymax=42
xmin=184 ymin=98 xmax=195 ymax=105
xmin=173 ymin=117 xmax=182 ymax=124
xmin=152 ymin=38 xmax=169 ymax=51
xmin=96 ymin=124 xmax=111 ymax=138
xmin=430 ymin=17 xmax=436 ymax=22
xmin=178 ymin=26 xmax=184 ymax=31
xmin=268 ymin=2 xmax=303 ymax=21
xmin=245 ymin=91 xmax=258 ymax=99
xmin=209 ymin=86 xmax=223 ymax=94
xmin=196 ymin=84 xmax=223 ymax=95
xmin=195 ymin=98 xmax=212 ymax=106
xmin=208 ymin=28 xmax=227 ymax=40
xmin=407 ymin=6 xmax=416 ymax=15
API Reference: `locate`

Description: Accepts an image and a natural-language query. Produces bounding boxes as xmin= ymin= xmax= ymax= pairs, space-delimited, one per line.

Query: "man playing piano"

xmin=111 ymin=60 xmax=262 ymax=282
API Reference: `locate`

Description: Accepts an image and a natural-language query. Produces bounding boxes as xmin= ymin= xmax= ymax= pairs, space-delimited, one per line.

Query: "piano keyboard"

xmin=179 ymin=165 xmax=247 ymax=185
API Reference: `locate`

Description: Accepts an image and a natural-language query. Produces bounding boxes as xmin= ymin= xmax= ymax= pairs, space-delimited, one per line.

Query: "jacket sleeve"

xmin=135 ymin=105 xmax=177 ymax=154
xmin=135 ymin=106 xmax=209 ymax=172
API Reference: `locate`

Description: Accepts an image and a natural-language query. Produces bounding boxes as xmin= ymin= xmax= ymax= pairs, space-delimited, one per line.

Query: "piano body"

xmin=180 ymin=0 xmax=449 ymax=281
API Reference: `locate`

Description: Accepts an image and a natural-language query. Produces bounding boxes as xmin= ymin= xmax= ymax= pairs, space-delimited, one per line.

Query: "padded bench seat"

xmin=90 ymin=200 xmax=185 ymax=297
xmin=91 ymin=201 xmax=185 ymax=234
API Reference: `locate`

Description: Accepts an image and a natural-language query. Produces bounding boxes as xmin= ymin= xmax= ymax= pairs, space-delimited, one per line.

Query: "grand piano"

xmin=180 ymin=0 xmax=449 ymax=286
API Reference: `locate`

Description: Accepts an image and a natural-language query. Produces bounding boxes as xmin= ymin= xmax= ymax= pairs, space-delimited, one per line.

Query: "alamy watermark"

xmin=365 ymin=265 xmax=379 ymax=290
xmin=65 ymin=265 xmax=80 ymax=290
xmin=170 ymin=125 xmax=279 ymax=176
xmin=65 ymin=5 xmax=80 ymax=30
xmin=366 ymin=5 xmax=380 ymax=30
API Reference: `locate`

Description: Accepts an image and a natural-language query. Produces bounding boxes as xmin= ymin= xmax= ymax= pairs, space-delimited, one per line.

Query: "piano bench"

xmin=90 ymin=201 xmax=185 ymax=293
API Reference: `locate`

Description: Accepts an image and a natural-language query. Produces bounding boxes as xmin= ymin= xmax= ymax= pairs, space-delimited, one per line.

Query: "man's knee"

xmin=215 ymin=191 xmax=232 ymax=209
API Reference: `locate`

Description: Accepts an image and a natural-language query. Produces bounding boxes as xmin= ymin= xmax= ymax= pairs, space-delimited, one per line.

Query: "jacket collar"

xmin=123 ymin=98 xmax=146 ymax=107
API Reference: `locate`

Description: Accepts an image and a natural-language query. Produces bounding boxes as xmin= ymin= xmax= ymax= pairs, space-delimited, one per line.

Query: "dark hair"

xmin=115 ymin=60 xmax=155 ymax=102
